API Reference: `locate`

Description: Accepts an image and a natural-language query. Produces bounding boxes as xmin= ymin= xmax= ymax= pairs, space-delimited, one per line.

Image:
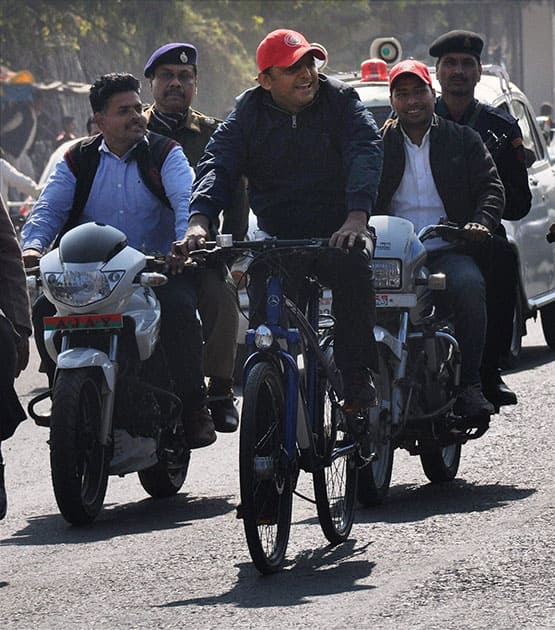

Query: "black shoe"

xmin=0 ymin=464 xmax=7 ymax=520
xmin=184 ymin=406 xmax=217 ymax=449
xmin=454 ymin=383 xmax=495 ymax=418
xmin=482 ymin=369 xmax=517 ymax=407
xmin=207 ymin=378 xmax=239 ymax=433
xmin=342 ymin=368 xmax=377 ymax=412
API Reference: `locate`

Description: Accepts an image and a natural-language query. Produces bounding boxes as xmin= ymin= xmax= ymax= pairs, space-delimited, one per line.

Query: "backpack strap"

xmin=53 ymin=135 xmax=102 ymax=247
xmin=132 ymin=132 xmax=179 ymax=209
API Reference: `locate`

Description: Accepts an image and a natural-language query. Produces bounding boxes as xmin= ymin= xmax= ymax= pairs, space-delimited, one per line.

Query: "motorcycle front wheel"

xmin=357 ymin=354 xmax=394 ymax=506
xmin=50 ymin=368 xmax=110 ymax=524
xmin=138 ymin=456 xmax=190 ymax=498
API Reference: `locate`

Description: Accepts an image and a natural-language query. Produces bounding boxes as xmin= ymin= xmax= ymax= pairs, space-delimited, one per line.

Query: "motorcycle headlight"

xmin=45 ymin=270 xmax=124 ymax=307
xmin=373 ymin=259 xmax=401 ymax=289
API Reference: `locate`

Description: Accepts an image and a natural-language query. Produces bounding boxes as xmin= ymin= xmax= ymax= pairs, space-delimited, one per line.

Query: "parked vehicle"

xmin=27 ymin=222 xmax=190 ymax=524
xmin=357 ymin=217 xmax=494 ymax=506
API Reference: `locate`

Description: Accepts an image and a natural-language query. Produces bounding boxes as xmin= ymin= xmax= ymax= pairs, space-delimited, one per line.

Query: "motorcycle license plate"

xmin=44 ymin=313 xmax=123 ymax=331
xmin=376 ymin=294 xmax=392 ymax=307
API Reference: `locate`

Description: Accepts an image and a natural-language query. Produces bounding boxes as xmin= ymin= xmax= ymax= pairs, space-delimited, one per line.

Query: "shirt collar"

xmin=436 ymin=96 xmax=478 ymax=124
xmin=399 ymin=115 xmax=437 ymax=147
xmin=151 ymin=106 xmax=199 ymax=133
xmin=98 ymin=136 xmax=148 ymax=161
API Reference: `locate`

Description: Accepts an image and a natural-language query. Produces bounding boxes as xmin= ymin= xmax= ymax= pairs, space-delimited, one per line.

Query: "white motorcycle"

xmin=357 ymin=216 xmax=495 ymax=505
xmin=28 ymin=222 xmax=190 ymax=524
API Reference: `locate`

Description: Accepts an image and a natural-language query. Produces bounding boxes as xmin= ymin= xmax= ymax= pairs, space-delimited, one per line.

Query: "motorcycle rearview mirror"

xmin=26 ymin=275 xmax=39 ymax=289
xmin=140 ymin=272 xmax=168 ymax=287
xmin=311 ymin=43 xmax=328 ymax=71
xmin=216 ymin=233 xmax=233 ymax=248
xmin=427 ymin=273 xmax=446 ymax=290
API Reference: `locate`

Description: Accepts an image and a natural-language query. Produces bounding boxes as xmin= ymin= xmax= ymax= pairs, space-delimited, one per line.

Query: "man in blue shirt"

xmin=21 ymin=73 xmax=216 ymax=449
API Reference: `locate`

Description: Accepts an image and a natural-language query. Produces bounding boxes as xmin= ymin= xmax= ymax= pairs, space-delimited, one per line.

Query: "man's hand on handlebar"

xmin=329 ymin=211 xmax=374 ymax=254
xmin=21 ymin=248 xmax=42 ymax=269
xmin=462 ymin=222 xmax=491 ymax=242
xmin=170 ymin=215 xmax=211 ymax=274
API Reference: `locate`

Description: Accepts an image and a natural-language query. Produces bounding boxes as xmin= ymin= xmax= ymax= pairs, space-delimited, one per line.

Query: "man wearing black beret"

xmin=430 ymin=29 xmax=532 ymax=409
xmin=143 ymin=43 xmax=248 ymax=433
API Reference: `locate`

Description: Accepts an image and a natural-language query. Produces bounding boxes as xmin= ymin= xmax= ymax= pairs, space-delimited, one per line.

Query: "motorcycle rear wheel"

xmin=419 ymin=441 xmax=461 ymax=483
xmin=50 ymin=368 xmax=110 ymax=524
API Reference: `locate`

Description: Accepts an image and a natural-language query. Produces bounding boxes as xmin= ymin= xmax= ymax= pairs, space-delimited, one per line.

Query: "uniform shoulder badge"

xmin=192 ymin=109 xmax=221 ymax=128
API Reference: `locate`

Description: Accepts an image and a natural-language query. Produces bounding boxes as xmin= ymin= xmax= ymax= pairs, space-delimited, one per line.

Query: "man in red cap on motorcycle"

xmin=376 ymin=59 xmax=505 ymax=425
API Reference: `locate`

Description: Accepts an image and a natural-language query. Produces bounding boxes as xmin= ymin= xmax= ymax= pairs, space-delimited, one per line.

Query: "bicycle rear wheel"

xmin=240 ymin=361 xmax=293 ymax=574
xmin=313 ymin=353 xmax=358 ymax=544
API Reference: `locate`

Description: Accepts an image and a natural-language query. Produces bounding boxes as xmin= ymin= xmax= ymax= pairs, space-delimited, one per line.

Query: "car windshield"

xmin=355 ymin=83 xmax=393 ymax=128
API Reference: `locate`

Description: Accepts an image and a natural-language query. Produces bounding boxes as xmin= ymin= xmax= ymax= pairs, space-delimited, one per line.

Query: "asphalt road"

xmin=1 ymin=319 xmax=554 ymax=629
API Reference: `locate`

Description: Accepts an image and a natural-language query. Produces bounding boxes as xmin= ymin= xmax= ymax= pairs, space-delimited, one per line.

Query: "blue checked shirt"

xmin=22 ymin=136 xmax=193 ymax=255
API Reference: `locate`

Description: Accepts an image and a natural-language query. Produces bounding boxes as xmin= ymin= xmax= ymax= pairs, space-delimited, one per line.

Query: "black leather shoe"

xmin=454 ymin=383 xmax=495 ymax=418
xmin=209 ymin=394 xmax=239 ymax=432
xmin=482 ymin=370 xmax=518 ymax=407
xmin=342 ymin=368 xmax=378 ymax=412
xmin=0 ymin=464 xmax=7 ymax=520
xmin=207 ymin=378 xmax=239 ymax=433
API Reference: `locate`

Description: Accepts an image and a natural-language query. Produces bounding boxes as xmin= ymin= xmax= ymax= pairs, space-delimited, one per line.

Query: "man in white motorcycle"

xmin=376 ymin=60 xmax=505 ymax=423
xmin=21 ymin=73 xmax=217 ymax=449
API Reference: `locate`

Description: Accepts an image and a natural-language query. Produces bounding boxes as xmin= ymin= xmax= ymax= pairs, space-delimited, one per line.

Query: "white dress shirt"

xmin=390 ymin=125 xmax=448 ymax=250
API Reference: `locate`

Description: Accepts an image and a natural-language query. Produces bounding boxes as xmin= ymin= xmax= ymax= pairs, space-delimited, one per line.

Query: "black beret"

xmin=429 ymin=30 xmax=484 ymax=60
xmin=144 ymin=43 xmax=198 ymax=77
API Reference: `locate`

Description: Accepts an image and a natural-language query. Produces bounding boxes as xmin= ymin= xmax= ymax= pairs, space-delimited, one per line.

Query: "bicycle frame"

xmin=243 ymin=253 xmax=351 ymax=472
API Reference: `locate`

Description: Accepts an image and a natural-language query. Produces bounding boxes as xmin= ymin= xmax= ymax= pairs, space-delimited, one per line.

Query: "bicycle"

xmin=192 ymin=235 xmax=378 ymax=574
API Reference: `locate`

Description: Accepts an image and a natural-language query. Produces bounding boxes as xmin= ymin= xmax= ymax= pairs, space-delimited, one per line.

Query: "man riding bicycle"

xmin=174 ymin=28 xmax=384 ymax=411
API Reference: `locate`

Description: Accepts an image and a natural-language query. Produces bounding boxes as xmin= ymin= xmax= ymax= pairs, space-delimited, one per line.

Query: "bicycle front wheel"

xmin=240 ymin=361 xmax=293 ymax=574
xmin=313 ymin=360 xmax=358 ymax=544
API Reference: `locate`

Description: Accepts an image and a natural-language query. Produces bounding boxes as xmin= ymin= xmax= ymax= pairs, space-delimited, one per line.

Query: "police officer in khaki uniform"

xmin=144 ymin=43 xmax=247 ymax=432
xmin=430 ymin=30 xmax=532 ymax=409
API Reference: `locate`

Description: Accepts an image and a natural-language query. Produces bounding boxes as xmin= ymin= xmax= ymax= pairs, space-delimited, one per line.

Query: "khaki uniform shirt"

xmin=144 ymin=105 xmax=249 ymax=239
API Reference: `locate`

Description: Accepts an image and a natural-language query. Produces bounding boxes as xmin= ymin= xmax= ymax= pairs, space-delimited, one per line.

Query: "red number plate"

xmin=44 ymin=313 xmax=123 ymax=331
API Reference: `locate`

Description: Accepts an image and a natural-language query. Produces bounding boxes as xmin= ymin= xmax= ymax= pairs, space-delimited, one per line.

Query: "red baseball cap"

xmin=389 ymin=59 xmax=433 ymax=89
xmin=256 ymin=29 xmax=327 ymax=72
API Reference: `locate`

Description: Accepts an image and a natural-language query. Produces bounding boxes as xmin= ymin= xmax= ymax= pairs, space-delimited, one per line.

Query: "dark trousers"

xmin=0 ymin=316 xmax=26 ymax=443
xmin=474 ymin=231 xmax=519 ymax=370
xmin=247 ymin=247 xmax=378 ymax=373
xmin=32 ymin=272 xmax=206 ymax=411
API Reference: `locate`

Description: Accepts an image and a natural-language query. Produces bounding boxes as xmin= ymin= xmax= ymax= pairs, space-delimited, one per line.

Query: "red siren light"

xmin=360 ymin=58 xmax=388 ymax=82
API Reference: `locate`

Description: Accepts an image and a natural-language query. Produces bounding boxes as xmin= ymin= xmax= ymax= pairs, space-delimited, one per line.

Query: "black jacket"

xmin=436 ymin=97 xmax=531 ymax=221
xmin=376 ymin=115 xmax=504 ymax=230
xmin=190 ymin=75 xmax=383 ymax=239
